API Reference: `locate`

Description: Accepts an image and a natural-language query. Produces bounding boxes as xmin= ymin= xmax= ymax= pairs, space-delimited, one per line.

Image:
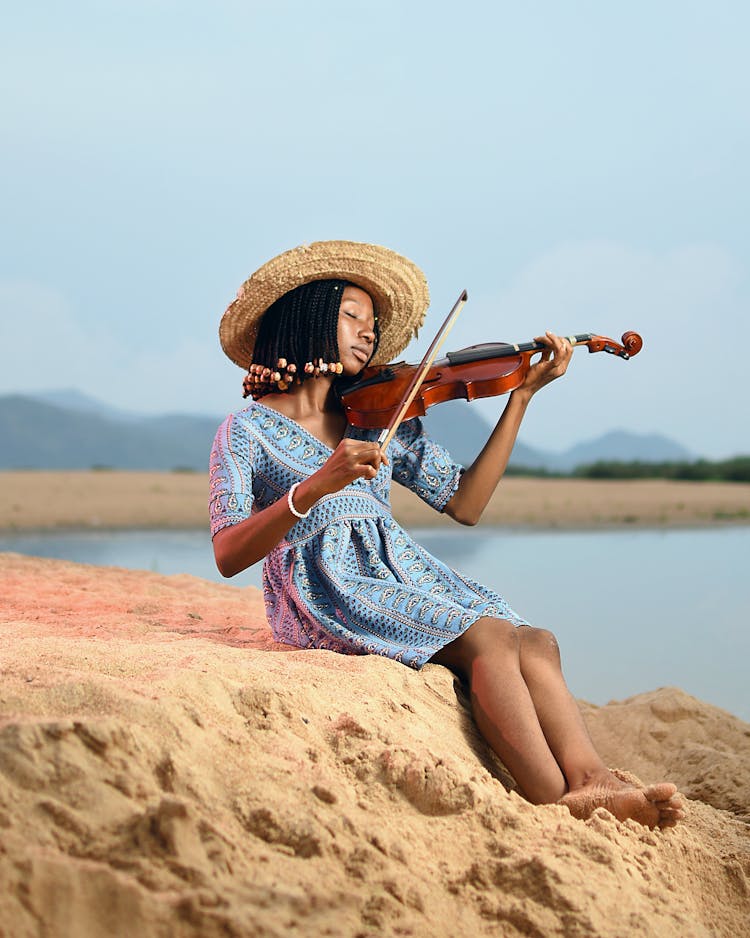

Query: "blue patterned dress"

xmin=209 ymin=401 xmax=528 ymax=669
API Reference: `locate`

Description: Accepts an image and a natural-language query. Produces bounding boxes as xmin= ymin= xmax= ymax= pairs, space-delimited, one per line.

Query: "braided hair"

xmin=245 ymin=279 xmax=380 ymax=399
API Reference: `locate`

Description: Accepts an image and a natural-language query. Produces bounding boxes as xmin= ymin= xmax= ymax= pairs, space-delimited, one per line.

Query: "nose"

xmin=359 ymin=323 xmax=375 ymax=344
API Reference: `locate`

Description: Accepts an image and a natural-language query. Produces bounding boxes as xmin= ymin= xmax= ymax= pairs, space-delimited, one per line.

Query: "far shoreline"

xmin=2 ymin=470 xmax=750 ymax=533
xmin=3 ymin=520 xmax=749 ymax=538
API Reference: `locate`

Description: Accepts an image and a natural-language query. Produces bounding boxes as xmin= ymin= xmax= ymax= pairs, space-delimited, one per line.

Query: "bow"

xmin=377 ymin=289 xmax=468 ymax=452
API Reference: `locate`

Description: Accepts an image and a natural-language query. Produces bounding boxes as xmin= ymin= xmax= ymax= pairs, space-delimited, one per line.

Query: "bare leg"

xmin=515 ymin=625 xmax=683 ymax=827
xmin=434 ymin=618 xmax=567 ymax=803
xmin=430 ymin=617 xmax=684 ymax=828
xmin=516 ymin=625 xmax=610 ymax=788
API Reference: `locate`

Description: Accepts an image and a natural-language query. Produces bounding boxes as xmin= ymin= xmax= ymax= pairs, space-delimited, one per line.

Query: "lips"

xmin=351 ymin=346 xmax=370 ymax=363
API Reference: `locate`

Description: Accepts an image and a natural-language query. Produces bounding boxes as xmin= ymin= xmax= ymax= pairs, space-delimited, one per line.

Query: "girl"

xmin=210 ymin=240 xmax=683 ymax=829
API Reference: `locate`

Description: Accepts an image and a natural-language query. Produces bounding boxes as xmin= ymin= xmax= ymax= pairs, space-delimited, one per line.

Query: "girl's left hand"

xmin=517 ymin=331 xmax=573 ymax=397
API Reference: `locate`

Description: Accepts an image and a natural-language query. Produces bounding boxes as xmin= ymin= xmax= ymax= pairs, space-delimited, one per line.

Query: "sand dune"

xmin=1 ymin=553 xmax=748 ymax=936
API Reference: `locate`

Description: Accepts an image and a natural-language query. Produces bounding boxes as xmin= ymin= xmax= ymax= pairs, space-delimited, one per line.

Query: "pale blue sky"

xmin=2 ymin=1 xmax=748 ymax=456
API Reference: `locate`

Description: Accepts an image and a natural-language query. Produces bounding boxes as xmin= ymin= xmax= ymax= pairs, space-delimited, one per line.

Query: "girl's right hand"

xmin=313 ymin=439 xmax=387 ymax=495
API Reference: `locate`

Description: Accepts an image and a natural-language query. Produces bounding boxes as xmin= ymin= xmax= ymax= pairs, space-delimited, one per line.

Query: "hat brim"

xmin=219 ymin=240 xmax=430 ymax=368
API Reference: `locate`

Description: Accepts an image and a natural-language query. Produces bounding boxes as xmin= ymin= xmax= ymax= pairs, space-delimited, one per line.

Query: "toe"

xmin=657 ymin=802 xmax=686 ymax=828
xmin=643 ymin=782 xmax=678 ymax=802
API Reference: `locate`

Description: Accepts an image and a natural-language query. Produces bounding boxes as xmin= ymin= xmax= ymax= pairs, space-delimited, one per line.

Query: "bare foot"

xmin=559 ymin=770 xmax=685 ymax=829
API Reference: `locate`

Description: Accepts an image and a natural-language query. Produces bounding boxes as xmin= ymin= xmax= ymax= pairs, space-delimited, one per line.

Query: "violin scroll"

xmin=586 ymin=331 xmax=643 ymax=360
xmin=621 ymin=331 xmax=643 ymax=357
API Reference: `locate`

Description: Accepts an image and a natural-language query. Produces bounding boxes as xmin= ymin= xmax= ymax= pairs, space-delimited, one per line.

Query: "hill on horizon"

xmin=0 ymin=395 xmax=219 ymax=472
xmin=0 ymin=391 xmax=696 ymax=472
xmin=422 ymin=400 xmax=695 ymax=469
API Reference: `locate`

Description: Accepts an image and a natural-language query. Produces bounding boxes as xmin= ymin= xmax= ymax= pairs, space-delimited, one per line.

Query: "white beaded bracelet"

xmin=287 ymin=482 xmax=311 ymax=520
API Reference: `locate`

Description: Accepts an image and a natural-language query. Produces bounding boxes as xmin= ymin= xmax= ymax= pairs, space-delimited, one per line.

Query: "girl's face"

xmin=337 ymin=285 xmax=377 ymax=376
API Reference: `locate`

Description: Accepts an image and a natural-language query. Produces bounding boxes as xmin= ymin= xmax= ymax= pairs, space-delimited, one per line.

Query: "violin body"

xmin=340 ymin=333 xmax=643 ymax=430
xmin=340 ymin=347 xmax=525 ymax=429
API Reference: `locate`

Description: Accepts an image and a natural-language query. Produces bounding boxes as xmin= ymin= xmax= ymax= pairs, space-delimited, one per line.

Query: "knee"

xmin=431 ymin=617 xmax=520 ymax=680
xmin=518 ymin=626 xmax=561 ymax=664
xmin=463 ymin=617 xmax=521 ymax=665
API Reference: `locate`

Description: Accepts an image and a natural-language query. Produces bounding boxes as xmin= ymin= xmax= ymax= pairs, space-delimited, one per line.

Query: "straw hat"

xmin=219 ymin=240 xmax=430 ymax=368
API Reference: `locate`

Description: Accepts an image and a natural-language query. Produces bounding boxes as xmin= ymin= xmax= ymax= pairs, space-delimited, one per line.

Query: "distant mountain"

xmin=28 ymin=389 xmax=143 ymax=422
xmin=0 ymin=392 xmax=697 ymax=472
xmin=29 ymin=389 xmax=214 ymax=424
xmin=0 ymin=395 xmax=220 ymax=471
xmin=554 ymin=430 xmax=694 ymax=471
xmin=423 ymin=403 xmax=696 ymax=470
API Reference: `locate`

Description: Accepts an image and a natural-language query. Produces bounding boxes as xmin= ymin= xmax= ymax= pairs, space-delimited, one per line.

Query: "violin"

xmin=339 ymin=331 xmax=643 ymax=431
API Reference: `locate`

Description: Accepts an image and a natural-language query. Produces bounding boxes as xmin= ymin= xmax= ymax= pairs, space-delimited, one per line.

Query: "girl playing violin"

xmin=210 ymin=240 xmax=683 ymax=829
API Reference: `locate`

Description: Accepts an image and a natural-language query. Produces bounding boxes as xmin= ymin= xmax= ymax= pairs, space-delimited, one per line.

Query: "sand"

xmin=1 ymin=471 xmax=750 ymax=531
xmin=1 ymin=552 xmax=749 ymax=937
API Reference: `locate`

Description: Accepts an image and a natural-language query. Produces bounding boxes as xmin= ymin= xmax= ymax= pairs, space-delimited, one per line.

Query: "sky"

xmin=1 ymin=1 xmax=748 ymax=458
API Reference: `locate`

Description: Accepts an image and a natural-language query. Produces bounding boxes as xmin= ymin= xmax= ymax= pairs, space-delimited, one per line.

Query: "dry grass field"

xmin=1 ymin=470 xmax=749 ymax=531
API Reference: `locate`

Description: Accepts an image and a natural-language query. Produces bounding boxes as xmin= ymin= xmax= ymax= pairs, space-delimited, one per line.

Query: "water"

xmin=2 ymin=527 xmax=748 ymax=722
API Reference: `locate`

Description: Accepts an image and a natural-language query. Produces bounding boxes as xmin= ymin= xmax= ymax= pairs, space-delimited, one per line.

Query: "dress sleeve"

xmin=389 ymin=417 xmax=463 ymax=512
xmin=208 ymin=414 xmax=255 ymax=536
